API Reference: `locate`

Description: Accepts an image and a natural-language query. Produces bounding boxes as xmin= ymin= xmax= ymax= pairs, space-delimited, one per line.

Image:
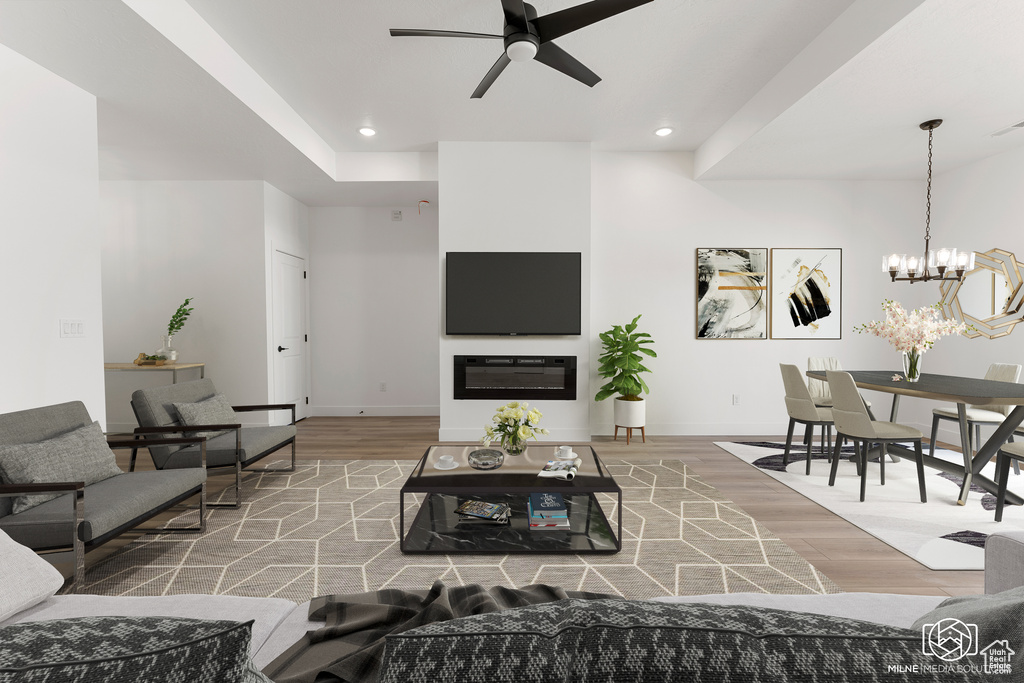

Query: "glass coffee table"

xmin=399 ymin=445 xmax=621 ymax=554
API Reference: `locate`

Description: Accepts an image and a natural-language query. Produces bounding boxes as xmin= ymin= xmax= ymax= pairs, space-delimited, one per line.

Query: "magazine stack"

xmin=454 ymin=499 xmax=510 ymax=527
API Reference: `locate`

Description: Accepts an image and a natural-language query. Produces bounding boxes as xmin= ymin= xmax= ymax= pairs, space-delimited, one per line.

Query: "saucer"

xmin=433 ymin=459 xmax=459 ymax=470
xmin=554 ymin=450 xmax=576 ymax=460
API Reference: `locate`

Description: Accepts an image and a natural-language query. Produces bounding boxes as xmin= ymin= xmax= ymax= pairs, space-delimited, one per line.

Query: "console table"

xmin=103 ymin=362 xmax=205 ymax=384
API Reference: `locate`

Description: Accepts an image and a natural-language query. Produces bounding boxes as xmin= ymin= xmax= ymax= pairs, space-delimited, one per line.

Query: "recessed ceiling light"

xmin=359 ymin=127 xmax=376 ymax=137
xmin=655 ymin=127 xmax=674 ymax=137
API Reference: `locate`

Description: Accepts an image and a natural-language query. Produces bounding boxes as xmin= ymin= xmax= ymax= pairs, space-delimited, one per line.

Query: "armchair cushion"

xmin=0 ymin=530 xmax=64 ymax=622
xmin=173 ymin=393 xmax=238 ymax=441
xmin=0 ymin=469 xmax=206 ymax=549
xmin=0 ymin=421 xmax=122 ymax=514
xmin=161 ymin=426 xmax=297 ymax=470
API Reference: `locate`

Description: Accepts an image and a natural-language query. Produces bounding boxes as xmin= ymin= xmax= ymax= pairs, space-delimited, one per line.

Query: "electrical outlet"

xmin=379 ymin=382 xmax=387 ymax=392
xmin=732 ymin=394 xmax=740 ymax=405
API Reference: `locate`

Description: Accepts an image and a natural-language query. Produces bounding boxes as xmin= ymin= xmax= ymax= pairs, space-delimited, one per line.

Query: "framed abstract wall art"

xmin=769 ymin=248 xmax=842 ymax=339
xmin=696 ymin=248 xmax=768 ymax=339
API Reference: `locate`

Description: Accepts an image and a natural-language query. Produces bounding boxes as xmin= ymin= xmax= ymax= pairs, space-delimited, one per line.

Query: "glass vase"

xmin=156 ymin=334 xmax=178 ymax=363
xmin=501 ymin=434 xmax=526 ymax=455
xmin=902 ymin=349 xmax=922 ymax=383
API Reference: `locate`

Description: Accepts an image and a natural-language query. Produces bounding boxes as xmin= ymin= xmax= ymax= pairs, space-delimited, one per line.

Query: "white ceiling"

xmin=2 ymin=0 xmax=1024 ymax=205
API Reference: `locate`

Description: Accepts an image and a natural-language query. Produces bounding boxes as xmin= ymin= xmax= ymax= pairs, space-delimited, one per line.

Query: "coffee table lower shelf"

xmin=399 ymin=492 xmax=621 ymax=554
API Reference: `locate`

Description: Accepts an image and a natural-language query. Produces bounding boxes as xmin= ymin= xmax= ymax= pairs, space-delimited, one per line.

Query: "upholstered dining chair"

xmin=929 ymin=363 xmax=1022 ymax=461
xmin=994 ymin=441 xmax=1024 ymax=521
xmin=826 ymin=370 xmax=927 ymax=503
xmin=779 ymin=364 xmax=833 ymax=475
xmin=807 ymin=357 xmax=872 ymax=416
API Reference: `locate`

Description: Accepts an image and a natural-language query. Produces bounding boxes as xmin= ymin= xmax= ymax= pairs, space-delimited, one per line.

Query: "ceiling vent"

xmin=989 ymin=120 xmax=1024 ymax=137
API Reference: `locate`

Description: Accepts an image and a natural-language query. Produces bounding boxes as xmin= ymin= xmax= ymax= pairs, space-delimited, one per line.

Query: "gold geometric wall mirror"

xmin=939 ymin=248 xmax=1024 ymax=339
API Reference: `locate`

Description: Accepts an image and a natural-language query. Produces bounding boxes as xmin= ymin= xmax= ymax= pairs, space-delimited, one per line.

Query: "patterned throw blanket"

xmin=262 ymin=582 xmax=616 ymax=683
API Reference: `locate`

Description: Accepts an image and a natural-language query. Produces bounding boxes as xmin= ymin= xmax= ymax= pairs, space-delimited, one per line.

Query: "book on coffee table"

xmin=528 ymin=492 xmax=567 ymax=518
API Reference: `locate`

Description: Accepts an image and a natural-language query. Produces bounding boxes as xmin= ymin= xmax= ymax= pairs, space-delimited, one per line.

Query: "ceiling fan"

xmin=390 ymin=0 xmax=654 ymax=99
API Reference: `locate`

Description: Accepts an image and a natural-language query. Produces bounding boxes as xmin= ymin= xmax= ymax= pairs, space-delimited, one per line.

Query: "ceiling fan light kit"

xmin=883 ymin=118 xmax=974 ymax=284
xmin=390 ymin=0 xmax=654 ymax=98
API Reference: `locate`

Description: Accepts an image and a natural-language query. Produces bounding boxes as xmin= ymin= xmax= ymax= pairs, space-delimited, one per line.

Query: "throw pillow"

xmin=173 ymin=393 xmax=238 ymax=441
xmin=380 ymin=599 xmax=978 ymax=682
xmin=0 ymin=616 xmax=272 ymax=683
xmin=0 ymin=421 xmax=123 ymax=514
xmin=0 ymin=529 xmax=65 ymax=622
xmin=911 ymin=585 xmax=1024 ymax=667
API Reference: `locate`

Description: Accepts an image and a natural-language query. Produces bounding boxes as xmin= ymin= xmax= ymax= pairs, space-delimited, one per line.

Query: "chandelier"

xmin=883 ymin=119 xmax=974 ymax=283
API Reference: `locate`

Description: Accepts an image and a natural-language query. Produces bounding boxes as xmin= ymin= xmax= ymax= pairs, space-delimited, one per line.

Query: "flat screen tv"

xmin=446 ymin=252 xmax=581 ymax=335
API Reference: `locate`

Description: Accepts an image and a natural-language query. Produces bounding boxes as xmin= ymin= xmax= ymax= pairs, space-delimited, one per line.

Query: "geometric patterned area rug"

xmin=715 ymin=441 xmax=1024 ymax=571
xmin=80 ymin=458 xmax=840 ymax=601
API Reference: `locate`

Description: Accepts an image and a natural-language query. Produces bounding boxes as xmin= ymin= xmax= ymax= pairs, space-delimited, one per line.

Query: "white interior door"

xmin=273 ymin=250 xmax=309 ymax=421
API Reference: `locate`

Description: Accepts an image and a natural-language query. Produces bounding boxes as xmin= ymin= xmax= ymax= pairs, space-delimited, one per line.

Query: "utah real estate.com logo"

xmin=909 ymin=618 xmax=1015 ymax=676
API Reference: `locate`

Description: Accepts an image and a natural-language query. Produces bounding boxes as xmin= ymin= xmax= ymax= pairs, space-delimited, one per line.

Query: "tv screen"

xmin=446 ymin=252 xmax=582 ymax=335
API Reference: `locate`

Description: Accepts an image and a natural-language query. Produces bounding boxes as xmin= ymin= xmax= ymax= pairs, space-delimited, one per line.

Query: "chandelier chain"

xmin=925 ymin=127 xmax=933 ymax=242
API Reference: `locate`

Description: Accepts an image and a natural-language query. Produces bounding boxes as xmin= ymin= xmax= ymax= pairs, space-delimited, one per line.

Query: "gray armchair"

xmin=130 ymin=379 xmax=296 ymax=507
xmin=0 ymin=401 xmax=206 ymax=590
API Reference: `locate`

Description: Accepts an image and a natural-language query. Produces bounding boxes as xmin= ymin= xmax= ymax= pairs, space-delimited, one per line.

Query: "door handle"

xmin=277 ymin=346 xmax=289 ymax=352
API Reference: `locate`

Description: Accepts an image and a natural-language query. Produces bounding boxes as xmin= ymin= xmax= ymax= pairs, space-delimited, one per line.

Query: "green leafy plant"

xmin=167 ymin=298 xmax=194 ymax=336
xmin=595 ymin=314 xmax=657 ymax=402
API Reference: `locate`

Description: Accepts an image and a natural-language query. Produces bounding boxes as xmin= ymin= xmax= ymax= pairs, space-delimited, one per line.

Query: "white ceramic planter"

xmin=613 ymin=397 xmax=646 ymax=428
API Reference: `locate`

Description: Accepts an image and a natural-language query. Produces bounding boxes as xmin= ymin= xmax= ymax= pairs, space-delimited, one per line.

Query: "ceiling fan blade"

xmin=534 ymin=42 xmax=600 ymax=87
xmin=533 ymin=0 xmax=654 ymax=42
xmin=390 ymin=28 xmax=502 ymax=39
xmin=471 ymin=53 xmax=512 ymax=99
xmin=500 ymin=0 xmax=530 ymax=32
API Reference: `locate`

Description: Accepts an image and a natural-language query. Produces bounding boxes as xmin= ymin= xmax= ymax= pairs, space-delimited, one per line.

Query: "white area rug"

xmin=714 ymin=441 xmax=1024 ymax=570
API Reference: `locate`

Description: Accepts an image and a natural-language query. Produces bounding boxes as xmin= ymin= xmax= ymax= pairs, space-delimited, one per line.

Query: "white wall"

xmin=438 ymin=142 xmax=592 ymax=442
xmin=0 ymin=44 xmax=105 ymax=421
xmin=100 ymin=181 xmax=272 ymax=431
xmin=591 ymin=152 xmax=937 ymax=435
xmin=308 ymin=205 xmax=439 ymax=416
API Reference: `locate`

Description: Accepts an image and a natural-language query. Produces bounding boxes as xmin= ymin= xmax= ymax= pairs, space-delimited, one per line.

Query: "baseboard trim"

xmin=312 ymin=405 xmax=440 ymax=417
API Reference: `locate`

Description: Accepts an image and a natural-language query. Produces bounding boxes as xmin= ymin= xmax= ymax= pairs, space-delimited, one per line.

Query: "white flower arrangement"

xmin=482 ymin=401 xmax=548 ymax=453
xmin=854 ymin=300 xmax=966 ymax=354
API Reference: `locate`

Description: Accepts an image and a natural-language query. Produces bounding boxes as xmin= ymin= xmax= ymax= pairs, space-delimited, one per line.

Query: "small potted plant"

xmin=156 ymin=297 xmax=194 ymax=363
xmin=595 ymin=314 xmax=656 ymax=435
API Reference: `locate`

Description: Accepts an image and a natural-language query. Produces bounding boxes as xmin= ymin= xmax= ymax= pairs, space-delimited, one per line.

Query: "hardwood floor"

xmin=291 ymin=416 xmax=984 ymax=597
xmin=104 ymin=416 xmax=983 ymax=597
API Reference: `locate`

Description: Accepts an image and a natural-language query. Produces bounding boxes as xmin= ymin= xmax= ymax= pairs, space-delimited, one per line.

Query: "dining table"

xmin=806 ymin=369 xmax=1024 ymax=506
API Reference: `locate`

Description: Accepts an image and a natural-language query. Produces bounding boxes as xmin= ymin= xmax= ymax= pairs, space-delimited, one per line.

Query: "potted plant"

xmin=595 ymin=314 xmax=656 ymax=434
xmin=156 ymin=298 xmax=194 ymax=363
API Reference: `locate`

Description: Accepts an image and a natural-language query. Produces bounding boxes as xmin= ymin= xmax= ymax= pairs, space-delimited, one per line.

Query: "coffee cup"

xmin=556 ymin=445 xmax=573 ymax=458
xmin=438 ymin=455 xmax=455 ymax=466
